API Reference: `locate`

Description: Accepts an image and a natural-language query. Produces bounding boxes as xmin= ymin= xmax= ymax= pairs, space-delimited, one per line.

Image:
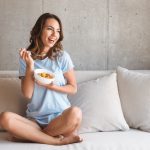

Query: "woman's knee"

xmin=0 ymin=112 xmax=14 ymax=129
xmin=66 ymin=106 xmax=82 ymax=125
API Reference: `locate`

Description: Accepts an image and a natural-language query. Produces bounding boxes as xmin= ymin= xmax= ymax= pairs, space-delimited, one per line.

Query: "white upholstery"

xmin=117 ymin=67 xmax=150 ymax=132
xmin=69 ymin=73 xmax=129 ymax=133
xmin=1 ymin=129 xmax=150 ymax=150
xmin=0 ymin=70 xmax=150 ymax=150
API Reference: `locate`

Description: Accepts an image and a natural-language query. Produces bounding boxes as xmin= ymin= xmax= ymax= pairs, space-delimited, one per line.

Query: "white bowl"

xmin=34 ymin=69 xmax=55 ymax=84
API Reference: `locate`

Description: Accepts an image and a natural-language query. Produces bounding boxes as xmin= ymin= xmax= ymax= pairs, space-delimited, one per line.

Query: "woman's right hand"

xmin=19 ymin=48 xmax=34 ymax=69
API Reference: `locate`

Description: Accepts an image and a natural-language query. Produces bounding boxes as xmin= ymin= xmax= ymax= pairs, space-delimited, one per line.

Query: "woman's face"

xmin=41 ymin=18 xmax=60 ymax=50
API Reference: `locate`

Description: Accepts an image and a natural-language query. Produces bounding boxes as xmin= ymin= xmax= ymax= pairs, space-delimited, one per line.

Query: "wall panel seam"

xmin=106 ymin=0 xmax=110 ymax=70
xmin=42 ymin=0 xmax=44 ymax=13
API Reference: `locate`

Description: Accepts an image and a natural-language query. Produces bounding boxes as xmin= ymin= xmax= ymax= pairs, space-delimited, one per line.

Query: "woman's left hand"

xmin=35 ymin=80 xmax=55 ymax=90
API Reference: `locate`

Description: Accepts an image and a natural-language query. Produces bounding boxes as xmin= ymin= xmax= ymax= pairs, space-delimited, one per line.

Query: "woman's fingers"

xmin=19 ymin=48 xmax=23 ymax=57
xmin=22 ymin=50 xmax=27 ymax=60
xmin=26 ymin=51 xmax=32 ymax=60
xmin=19 ymin=48 xmax=26 ymax=58
xmin=19 ymin=48 xmax=31 ymax=60
xmin=19 ymin=48 xmax=34 ymax=68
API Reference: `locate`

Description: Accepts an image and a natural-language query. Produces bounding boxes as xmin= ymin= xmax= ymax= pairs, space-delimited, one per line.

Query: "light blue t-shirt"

xmin=19 ymin=51 xmax=74 ymax=126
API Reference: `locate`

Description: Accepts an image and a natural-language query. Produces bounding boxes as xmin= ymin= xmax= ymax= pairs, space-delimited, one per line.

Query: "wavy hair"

xmin=27 ymin=13 xmax=64 ymax=60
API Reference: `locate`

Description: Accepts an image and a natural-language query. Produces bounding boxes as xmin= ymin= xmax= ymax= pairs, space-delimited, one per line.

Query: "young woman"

xmin=0 ymin=13 xmax=82 ymax=145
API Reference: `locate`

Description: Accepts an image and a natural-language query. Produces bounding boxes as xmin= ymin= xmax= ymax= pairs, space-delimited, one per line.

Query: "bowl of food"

xmin=34 ymin=69 xmax=55 ymax=84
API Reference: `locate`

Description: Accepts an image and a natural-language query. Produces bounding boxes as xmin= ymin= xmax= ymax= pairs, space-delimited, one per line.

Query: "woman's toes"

xmin=78 ymin=136 xmax=83 ymax=142
xmin=60 ymin=135 xmax=83 ymax=145
xmin=73 ymin=135 xmax=83 ymax=142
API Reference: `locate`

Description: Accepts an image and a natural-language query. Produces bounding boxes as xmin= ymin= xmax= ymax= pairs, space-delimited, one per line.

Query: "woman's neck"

xmin=40 ymin=47 xmax=51 ymax=54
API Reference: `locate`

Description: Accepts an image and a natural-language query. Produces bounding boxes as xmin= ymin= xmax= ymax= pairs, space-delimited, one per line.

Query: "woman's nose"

xmin=51 ymin=30 xmax=56 ymax=37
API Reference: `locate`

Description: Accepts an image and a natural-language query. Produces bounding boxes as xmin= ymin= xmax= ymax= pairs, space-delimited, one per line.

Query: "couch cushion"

xmin=117 ymin=67 xmax=150 ymax=132
xmin=1 ymin=129 xmax=150 ymax=150
xmin=0 ymin=78 xmax=27 ymax=114
xmin=0 ymin=78 xmax=27 ymax=123
xmin=69 ymin=73 xmax=129 ymax=133
xmin=74 ymin=71 xmax=114 ymax=83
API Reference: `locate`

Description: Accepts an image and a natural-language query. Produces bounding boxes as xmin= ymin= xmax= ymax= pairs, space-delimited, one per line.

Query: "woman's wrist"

xmin=26 ymin=64 xmax=34 ymax=70
xmin=25 ymin=66 xmax=34 ymax=78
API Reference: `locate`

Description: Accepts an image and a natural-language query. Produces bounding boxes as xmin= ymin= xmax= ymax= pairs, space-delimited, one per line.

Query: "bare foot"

xmin=58 ymin=134 xmax=83 ymax=145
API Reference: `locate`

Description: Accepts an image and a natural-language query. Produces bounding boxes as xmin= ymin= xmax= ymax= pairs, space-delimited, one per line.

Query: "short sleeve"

xmin=19 ymin=57 xmax=26 ymax=78
xmin=58 ymin=51 xmax=74 ymax=73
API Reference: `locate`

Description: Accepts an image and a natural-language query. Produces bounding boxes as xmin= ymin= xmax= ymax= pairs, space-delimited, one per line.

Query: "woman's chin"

xmin=44 ymin=44 xmax=54 ymax=49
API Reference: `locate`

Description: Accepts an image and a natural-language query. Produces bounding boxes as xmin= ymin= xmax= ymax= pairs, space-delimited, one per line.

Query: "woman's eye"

xmin=46 ymin=27 xmax=60 ymax=34
xmin=47 ymin=27 xmax=53 ymax=30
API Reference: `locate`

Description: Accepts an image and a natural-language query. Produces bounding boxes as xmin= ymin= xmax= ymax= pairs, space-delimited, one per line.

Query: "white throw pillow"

xmin=117 ymin=67 xmax=150 ymax=132
xmin=69 ymin=73 xmax=129 ymax=133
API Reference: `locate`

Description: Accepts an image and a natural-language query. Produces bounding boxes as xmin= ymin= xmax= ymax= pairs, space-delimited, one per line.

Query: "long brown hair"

xmin=27 ymin=13 xmax=64 ymax=60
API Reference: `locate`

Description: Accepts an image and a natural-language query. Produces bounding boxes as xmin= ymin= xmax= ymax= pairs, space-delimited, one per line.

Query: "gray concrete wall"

xmin=0 ymin=0 xmax=150 ymax=70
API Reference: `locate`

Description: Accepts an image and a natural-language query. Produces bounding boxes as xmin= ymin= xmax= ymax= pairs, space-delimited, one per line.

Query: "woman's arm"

xmin=21 ymin=67 xmax=34 ymax=99
xmin=36 ymin=69 xmax=77 ymax=95
xmin=19 ymin=48 xmax=35 ymax=99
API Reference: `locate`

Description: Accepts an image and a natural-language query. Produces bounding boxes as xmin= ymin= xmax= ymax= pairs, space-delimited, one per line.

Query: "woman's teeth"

xmin=48 ymin=38 xmax=54 ymax=42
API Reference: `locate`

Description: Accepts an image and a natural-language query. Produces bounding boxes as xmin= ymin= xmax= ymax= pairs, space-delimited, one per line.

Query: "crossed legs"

xmin=0 ymin=106 xmax=82 ymax=145
xmin=43 ymin=106 xmax=82 ymax=141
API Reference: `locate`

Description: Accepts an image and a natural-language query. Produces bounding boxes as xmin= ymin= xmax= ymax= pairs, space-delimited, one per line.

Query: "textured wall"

xmin=0 ymin=0 xmax=150 ymax=70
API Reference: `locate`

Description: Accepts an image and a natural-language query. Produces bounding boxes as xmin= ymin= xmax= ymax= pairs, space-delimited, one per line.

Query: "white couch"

xmin=0 ymin=69 xmax=150 ymax=150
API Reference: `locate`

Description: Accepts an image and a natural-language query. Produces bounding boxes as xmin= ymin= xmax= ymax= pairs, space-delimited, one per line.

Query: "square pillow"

xmin=69 ymin=73 xmax=129 ymax=133
xmin=117 ymin=67 xmax=150 ymax=132
xmin=0 ymin=78 xmax=27 ymax=131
